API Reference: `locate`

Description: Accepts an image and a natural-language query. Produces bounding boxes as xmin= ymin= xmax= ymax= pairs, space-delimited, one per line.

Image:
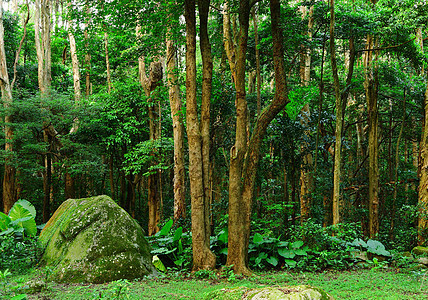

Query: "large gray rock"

xmin=204 ymin=285 xmax=334 ymax=300
xmin=39 ymin=195 xmax=157 ymax=283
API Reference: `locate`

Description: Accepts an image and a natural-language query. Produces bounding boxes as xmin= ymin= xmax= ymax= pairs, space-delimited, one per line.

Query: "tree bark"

xmin=184 ymin=0 xmax=216 ymax=271
xmin=364 ymin=28 xmax=380 ymax=238
xmin=418 ymin=69 xmax=428 ymax=245
xmin=0 ymin=0 xmax=16 ymax=213
xmin=330 ymin=0 xmax=342 ymax=226
xmin=330 ymin=0 xmax=356 ymax=226
xmin=104 ymin=31 xmax=112 ymax=93
xmin=225 ymin=0 xmax=288 ymax=275
xmin=251 ymin=6 xmax=261 ymax=116
xmin=298 ymin=5 xmax=314 ymax=223
xmin=166 ymin=32 xmax=186 ymax=222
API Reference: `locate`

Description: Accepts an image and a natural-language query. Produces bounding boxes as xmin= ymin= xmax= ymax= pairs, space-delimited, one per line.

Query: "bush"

xmin=0 ymin=234 xmax=43 ymax=272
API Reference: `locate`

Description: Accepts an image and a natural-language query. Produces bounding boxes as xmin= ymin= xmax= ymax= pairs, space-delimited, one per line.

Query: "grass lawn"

xmin=5 ymin=268 xmax=428 ymax=299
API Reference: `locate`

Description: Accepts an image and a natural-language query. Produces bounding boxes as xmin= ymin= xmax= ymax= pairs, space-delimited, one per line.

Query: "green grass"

xmin=4 ymin=268 xmax=428 ymax=299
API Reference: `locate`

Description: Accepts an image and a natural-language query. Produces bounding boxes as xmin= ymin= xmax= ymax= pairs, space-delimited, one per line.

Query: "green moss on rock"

xmin=204 ymin=285 xmax=334 ymax=300
xmin=412 ymin=246 xmax=428 ymax=257
xmin=39 ymin=195 xmax=157 ymax=283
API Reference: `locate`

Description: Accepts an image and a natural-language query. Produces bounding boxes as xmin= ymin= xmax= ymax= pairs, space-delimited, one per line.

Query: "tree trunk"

xmin=199 ymin=0 xmax=214 ymax=255
xmin=184 ymin=0 xmax=216 ymax=271
xmin=0 ymin=0 xmax=16 ymax=213
xmin=365 ymin=31 xmax=380 ymax=239
xmin=104 ymin=31 xmax=112 ymax=93
xmin=35 ymin=0 xmax=52 ymax=94
xmin=226 ymin=0 xmax=288 ymax=275
xmin=35 ymin=0 xmax=54 ymax=221
xmin=330 ymin=0 xmax=342 ymax=226
xmin=166 ymin=32 xmax=186 ymax=222
xmin=298 ymin=5 xmax=314 ymax=223
xmin=251 ymin=6 xmax=261 ymax=116
xmin=418 ymin=70 xmax=428 ymax=245
xmin=330 ymin=0 xmax=356 ymax=226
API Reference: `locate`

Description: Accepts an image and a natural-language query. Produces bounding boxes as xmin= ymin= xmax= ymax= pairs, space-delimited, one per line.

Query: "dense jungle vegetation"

xmin=1 ymin=0 xmax=428 ymax=286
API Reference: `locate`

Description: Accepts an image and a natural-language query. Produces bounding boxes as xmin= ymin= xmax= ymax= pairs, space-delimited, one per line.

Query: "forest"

xmin=1 ymin=0 xmax=428 ymax=290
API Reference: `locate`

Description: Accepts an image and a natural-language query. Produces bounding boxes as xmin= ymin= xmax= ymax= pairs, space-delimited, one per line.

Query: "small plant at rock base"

xmin=0 ymin=269 xmax=12 ymax=296
xmin=193 ymin=269 xmax=218 ymax=280
xmin=221 ymin=265 xmax=237 ymax=282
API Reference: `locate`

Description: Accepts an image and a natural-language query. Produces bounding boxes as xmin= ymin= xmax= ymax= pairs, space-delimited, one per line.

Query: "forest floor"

xmin=5 ymin=268 xmax=428 ymax=299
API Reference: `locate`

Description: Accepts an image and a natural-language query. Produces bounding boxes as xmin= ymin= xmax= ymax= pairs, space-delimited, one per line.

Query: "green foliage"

xmin=0 ymin=200 xmax=37 ymax=237
xmin=148 ymin=219 xmax=192 ymax=269
xmin=0 ymin=234 xmax=42 ymax=272
xmin=285 ymin=85 xmax=319 ymax=120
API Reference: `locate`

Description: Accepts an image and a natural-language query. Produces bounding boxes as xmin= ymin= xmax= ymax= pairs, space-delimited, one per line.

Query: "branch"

xmin=250 ymin=0 xmax=263 ymax=9
xmin=11 ymin=0 xmax=30 ymax=90
xmin=357 ymin=37 xmax=416 ymax=53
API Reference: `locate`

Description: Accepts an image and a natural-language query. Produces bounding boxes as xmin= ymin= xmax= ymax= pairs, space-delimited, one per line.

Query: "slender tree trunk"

xmin=365 ymin=29 xmax=380 ymax=238
xmin=166 ymin=32 xmax=186 ymax=222
xmin=330 ymin=0 xmax=342 ymax=226
xmin=251 ymin=6 xmax=261 ymax=116
xmin=104 ymin=31 xmax=112 ymax=93
xmin=299 ymin=5 xmax=314 ymax=223
xmin=390 ymin=91 xmax=406 ymax=240
xmin=199 ymin=0 xmax=214 ymax=256
xmin=330 ymin=0 xmax=356 ymax=226
xmin=184 ymin=0 xmax=216 ymax=271
xmin=84 ymin=6 xmax=91 ymax=96
xmin=0 ymin=0 xmax=16 ymax=213
xmin=418 ymin=70 xmax=428 ymax=245
xmin=137 ymin=24 xmax=163 ymax=234
xmin=35 ymin=0 xmax=53 ymax=222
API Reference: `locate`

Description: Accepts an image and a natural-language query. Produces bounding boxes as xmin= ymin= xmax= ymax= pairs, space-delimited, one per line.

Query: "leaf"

xmin=266 ymin=256 xmax=279 ymax=266
xmin=294 ymin=249 xmax=307 ymax=256
xmin=0 ymin=212 xmax=11 ymax=232
xmin=14 ymin=199 xmax=36 ymax=218
xmin=278 ymin=241 xmax=289 ymax=247
xmin=152 ymin=255 xmax=166 ymax=272
xmin=253 ymin=232 xmax=264 ymax=244
xmin=0 ymin=227 xmax=14 ymax=236
xmin=158 ymin=219 xmax=173 ymax=236
xmin=350 ymin=238 xmax=367 ymax=248
xmin=173 ymin=226 xmax=183 ymax=242
xmin=151 ymin=247 xmax=176 ymax=255
xmin=174 ymin=258 xmax=186 ymax=267
xmin=278 ymin=248 xmax=295 ymax=259
xmin=219 ymin=248 xmax=228 ymax=255
xmin=284 ymin=259 xmax=297 ymax=268
xmin=8 ymin=203 xmax=36 ymax=236
xmin=367 ymin=239 xmax=391 ymax=256
xmin=218 ymin=229 xmax=228 ymax=244
xmin=291 ymin=240 xmax=304 ymax=249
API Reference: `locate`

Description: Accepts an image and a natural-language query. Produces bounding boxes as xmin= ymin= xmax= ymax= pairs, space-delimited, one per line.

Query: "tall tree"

xmin=35 ymin=0 xmax=55 ymax=222
xmin=299 ymin=4 xmax=314 ymax=222
xmin=418 ymin=66 xmax=428 ymax=245
xmin=365 ymin=0 xmax=380 ymax=238
xmin=166 ymin=27 xmax=186 ymax=222
xmin=330 ymin=0 xmax=356 ymax=226
xmin=184 ymin=0 xmax=216 ymax=271
xmin=139 ymin=58 xmax=163 ymax=234
xmin=224 ymin=0 xmax=289 ymax=274
xmin=0 ymin=0 xmax=15 ymax=213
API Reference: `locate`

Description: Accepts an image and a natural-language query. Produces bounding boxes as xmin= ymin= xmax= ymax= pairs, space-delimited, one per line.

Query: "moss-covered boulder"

xmin=412 ymin=246 xmax=428 ymax=257
xmin=39 ymin=195 xmax=157 ymax=283
xmin=204 ymin=285 xmax=334 ymax=300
